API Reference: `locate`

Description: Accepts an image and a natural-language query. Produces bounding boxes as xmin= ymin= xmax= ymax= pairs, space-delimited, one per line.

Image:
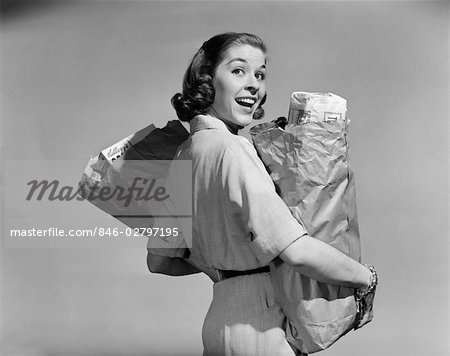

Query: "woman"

xmin=147 ymin=32 xmax=376 ymax=355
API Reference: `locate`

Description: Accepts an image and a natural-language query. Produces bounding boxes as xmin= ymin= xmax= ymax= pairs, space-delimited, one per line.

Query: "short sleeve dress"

xmin=152 ymin=115 xmax=307 ymax=355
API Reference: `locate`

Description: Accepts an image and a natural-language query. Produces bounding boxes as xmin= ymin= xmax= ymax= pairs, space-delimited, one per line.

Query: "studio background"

xmin=1 ymin=1 xmax=448 ymax=355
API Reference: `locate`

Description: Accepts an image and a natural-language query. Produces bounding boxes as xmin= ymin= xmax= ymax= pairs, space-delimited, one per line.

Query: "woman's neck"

xmin=207 ymin=109 xmax=241 ymax=135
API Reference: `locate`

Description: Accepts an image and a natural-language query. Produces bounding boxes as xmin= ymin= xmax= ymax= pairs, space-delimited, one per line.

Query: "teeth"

xmin=236 ymin=98 xmax=256 ymax=105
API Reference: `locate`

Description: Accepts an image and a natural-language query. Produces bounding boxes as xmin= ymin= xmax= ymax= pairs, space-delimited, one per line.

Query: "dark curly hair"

xmin=171 ymin=32 xmax=267 ymax=122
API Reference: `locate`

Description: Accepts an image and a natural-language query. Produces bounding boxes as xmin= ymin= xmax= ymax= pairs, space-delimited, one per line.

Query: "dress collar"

xmin=190 ymin=115 xmax=238 ymax=135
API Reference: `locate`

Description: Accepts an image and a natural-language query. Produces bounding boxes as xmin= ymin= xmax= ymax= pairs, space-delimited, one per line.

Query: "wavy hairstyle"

xmin=171 ymin=32 xmax=267 ymax=122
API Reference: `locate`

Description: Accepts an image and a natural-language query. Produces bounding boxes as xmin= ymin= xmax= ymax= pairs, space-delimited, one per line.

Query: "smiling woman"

xmin=170 ymin=33 xmax=267 ymax=127
xmin=146 ymin=32 xmax=374 ymax=355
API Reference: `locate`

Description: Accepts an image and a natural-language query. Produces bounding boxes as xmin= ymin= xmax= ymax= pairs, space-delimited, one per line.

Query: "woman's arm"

xmin=279 ymin=235 xmax=371 ymax=290
xmin=147 ymin=252 xmax=201 ymax=276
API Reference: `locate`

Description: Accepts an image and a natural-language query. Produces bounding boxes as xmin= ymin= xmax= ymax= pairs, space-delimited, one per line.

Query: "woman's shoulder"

xmin=188 ymin=115 xmax=254 ymax=152
xmin=187 ymin=129 xmax=251 ymax=155
xmin=210 ymin=133 xmax=258 ymax=163
xmin=224 ymin=134 xmax=257 ymax=156
xmin=212 ymin=131 xmax=252 ymax=149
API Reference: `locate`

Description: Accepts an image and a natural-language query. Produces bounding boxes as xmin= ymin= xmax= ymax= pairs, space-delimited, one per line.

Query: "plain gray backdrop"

xmin=1 ymin=1 xmax=449 ymax=355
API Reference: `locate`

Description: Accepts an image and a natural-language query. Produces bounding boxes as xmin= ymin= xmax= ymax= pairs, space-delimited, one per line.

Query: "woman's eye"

xmin=255 ymin=72 xmax=266 ymax=80
xmin=232 ymin=68 xmax=244 ymax=75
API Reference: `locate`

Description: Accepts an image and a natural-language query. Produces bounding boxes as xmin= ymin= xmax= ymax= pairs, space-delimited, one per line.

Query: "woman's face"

xmin=210 ymin=44 xmax=266 ymax=131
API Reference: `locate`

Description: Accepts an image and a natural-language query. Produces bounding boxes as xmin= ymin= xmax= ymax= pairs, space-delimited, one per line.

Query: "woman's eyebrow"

xmin=226 ymin=58 xmax=267 ymax=69
xmin=225 ymin=58 xmax=247 ymax=65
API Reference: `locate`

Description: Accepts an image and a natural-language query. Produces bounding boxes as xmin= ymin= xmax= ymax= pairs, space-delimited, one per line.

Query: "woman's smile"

xmin=235 ymin=96 xmax=257 ymax=108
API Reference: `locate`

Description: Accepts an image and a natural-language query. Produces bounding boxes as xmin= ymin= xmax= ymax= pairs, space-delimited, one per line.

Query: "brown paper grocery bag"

xmin=250 ymin=92 xmax=364 ymax=353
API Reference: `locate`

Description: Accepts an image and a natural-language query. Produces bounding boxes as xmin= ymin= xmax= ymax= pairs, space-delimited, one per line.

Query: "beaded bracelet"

xmin=355 ymin=264 xmax=378 ymax=302
xmin=353 ymin=264 xmax=378 ymax=329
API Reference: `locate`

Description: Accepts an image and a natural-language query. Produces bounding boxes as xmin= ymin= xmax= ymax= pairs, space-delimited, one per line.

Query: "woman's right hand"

xmin=353 ymin=286 xmax=376 ymax=329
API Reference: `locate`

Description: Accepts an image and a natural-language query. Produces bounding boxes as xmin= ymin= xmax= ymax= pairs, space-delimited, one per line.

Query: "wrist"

xmin=355 ymin=264 xmax=378 ymax=300
xmin=362 ymin=265 xmax=372 ymax=291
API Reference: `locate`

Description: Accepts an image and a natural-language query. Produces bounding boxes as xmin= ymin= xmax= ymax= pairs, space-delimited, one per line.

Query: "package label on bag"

xmin=287 ymin=92 xmax=347 ymax=125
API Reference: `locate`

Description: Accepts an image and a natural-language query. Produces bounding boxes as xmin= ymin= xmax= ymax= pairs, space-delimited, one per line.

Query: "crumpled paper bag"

xmin=79 ymin=120 xmax=190 ymax=249
xmin=250 ymin=92 xmax=362 ymax=354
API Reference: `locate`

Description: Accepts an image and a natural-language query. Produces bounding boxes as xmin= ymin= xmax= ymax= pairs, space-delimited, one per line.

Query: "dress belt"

xmin=217 ymin=266 xmax=270 ymax=281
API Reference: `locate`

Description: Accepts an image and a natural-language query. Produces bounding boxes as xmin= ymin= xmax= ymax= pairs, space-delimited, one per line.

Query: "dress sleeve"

xmin=222 ymin=138 xmax=307 ymax=265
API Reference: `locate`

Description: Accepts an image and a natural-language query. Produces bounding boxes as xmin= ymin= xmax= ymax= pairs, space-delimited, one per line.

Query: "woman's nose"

xmin=245 ymin=76 xmax=259 ymax=94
